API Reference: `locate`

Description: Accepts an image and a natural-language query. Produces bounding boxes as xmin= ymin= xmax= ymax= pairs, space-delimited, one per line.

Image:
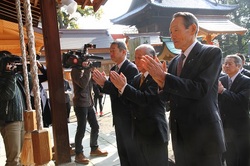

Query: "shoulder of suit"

xmin=240 ymin=73 xmax=250 ymax=80
xmin=242 ymin=68 xmax=250 ymax=76
xmin=198 ymin=43 xmax=221 ymax=55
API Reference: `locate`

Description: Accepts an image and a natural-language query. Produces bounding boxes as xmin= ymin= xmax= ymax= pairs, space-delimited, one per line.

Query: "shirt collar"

xmin=183 ymin=40 xmax=198 ymax=58
xmin=117 ymin=59 xmax=126 ymax=69
xmin=229 ymin=70 xmax=241 ymax=82
xmin=142 ymin=71 xmax=149 ymax=78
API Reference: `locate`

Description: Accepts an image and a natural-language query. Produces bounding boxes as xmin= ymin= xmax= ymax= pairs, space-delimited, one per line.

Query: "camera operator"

xmin=0 ymin=51 xmax=29 ymax=165
xmin=30 ymin=60 xmax=52 ymax=127
xmin=71 ymin=61 xmax=108 ymax=164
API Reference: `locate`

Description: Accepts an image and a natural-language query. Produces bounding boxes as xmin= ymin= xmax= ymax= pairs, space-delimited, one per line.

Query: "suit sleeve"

xmin=219 ymin=76 xmax=250 ymax=105
xmin=122 ymin=78 xmax=160 ymax=107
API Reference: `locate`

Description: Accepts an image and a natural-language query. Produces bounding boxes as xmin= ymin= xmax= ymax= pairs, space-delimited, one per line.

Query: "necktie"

xmin=228 ymin=77 xmax=232 ymax=89
xmin=177 ymin=54 xmax=186 ymax=76
xmin=114 ymin=65 xmax=119 ymax=72
xmin=139 ymin=75 xmax=145 ymax=87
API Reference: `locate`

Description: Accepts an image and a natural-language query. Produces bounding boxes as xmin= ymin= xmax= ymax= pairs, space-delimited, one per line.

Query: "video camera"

xmin=62 ymin=43 xmax=103 ymax=70
xmin=0 ymin=54 xmax=31 ymax=74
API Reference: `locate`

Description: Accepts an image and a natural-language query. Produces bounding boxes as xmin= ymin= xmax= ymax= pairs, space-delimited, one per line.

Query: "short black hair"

xmin=111 ymin=40 xmax=127 ymax=52
xmin=0 ymin=50 xmax=11 ymax=58
xmin=172 ymin=12 xmax=199 ymax=35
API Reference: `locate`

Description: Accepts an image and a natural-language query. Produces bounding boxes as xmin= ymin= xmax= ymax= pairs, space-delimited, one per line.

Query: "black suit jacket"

xmin=122 ymin=74 xmax=169 ymax=144
xmin=102 ymin=59 xmax=139 ymax=125
xmin=241 ymin=68 xmax=250 ymax=77
xmin=162 ymin=42 xmax=226 ymax=154
xmin=219 ymin=73 xmax=250 ymax=134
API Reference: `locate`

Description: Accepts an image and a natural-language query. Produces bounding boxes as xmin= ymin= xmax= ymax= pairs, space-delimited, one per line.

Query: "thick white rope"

xmin=23 ymin=0 xmax=43 ymax=130
xmin=15 ymin=0 xmax=32 ymax=112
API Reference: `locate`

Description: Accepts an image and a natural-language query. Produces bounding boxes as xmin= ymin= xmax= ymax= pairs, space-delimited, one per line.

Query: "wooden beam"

xmin=39 ymin=0 xmax=71 ymax=164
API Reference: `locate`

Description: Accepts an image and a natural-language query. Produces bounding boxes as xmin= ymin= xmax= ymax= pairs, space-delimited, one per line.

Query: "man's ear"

xmin=190 ymin=23 xmax=197 ymax=35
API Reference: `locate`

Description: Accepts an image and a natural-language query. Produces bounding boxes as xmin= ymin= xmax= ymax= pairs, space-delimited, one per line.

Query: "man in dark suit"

xmin=142 ymin=12 xmax=226 ymax=166
xmin=92 ymin=40 xmax=141 ymax=166
xmin=236 ymin=53 xmax=250 ymax=77
xmin=109 ymin=44 xmax=169 ymax=166
xmin=218 ymin=54 xmax=250 ymax=166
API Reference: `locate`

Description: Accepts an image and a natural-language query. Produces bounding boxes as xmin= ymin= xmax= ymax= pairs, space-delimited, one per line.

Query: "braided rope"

xmin=15 ymin=0 xmax=32 ymax=112
xmin=23 ymin=0 xmax=43 ymax=130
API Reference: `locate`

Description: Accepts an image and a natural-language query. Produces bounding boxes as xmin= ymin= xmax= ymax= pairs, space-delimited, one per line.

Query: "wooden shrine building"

xmin=111 ymin=0 xmax=247 ymax=44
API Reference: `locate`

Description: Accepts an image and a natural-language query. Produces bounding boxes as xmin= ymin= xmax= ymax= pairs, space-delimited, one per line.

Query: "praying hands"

xmin=109 ymin=71 xmax=127 ymax=91
xmin=142 ymin=55 xmax=167 ymax=89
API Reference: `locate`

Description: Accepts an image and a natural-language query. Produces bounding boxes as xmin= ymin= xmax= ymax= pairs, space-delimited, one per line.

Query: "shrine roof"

xmin=150 ymin=0 xmax=238 ymax=10
xmin=59 ymin=29 xmax=113 ymax=50
xmin=112 ymin=0 xmax=238 ymax=24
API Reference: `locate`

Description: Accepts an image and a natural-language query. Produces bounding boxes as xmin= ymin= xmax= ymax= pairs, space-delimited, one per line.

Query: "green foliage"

xmin=215 ymin=0 xmax=250 ymax=57
xmin=76 ymin=6 xmax=103 ymax=19
xmin=57 ymin=5 xmax=103 ymax=29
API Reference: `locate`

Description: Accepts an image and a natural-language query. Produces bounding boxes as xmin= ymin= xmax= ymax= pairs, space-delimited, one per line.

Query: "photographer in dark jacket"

xmin=0 ymin=51 xmax=28 ymax=166
xmin=71 ymin=62 xmax=108 ymax=165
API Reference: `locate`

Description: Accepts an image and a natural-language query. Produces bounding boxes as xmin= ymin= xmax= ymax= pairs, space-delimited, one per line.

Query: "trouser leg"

xmin=87 ymin=106 xmax=99 ymax=150
xmin=74 ymin=107 xmax=88 ymax=154
xmin=1 ymin=121 xmax=24 ymax=166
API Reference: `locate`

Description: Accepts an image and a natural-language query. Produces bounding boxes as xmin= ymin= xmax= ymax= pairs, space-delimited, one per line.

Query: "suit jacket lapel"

xmin=140 ymin=75 xmax=147 ymax=89
xmin=135 ymin=74 xmax=141 ymax=88
xmin=180 ymin=42 xmax=202 ymax=76
xmin=169 ymin=56 xmax=179 ymax=75
xmin=230 ymin=74 xmax=242 ymax=91
xmin=118 ymin=59 xmax=129 ymax=73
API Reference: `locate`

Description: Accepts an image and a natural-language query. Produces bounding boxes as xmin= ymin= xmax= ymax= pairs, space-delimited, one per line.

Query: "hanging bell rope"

xmin=22 ymin=1 xmax=53 ymax=165
xmin=16 ymin=0 xmax=36 ymax=165
xmin=15 ymin=0 xmax=32 ymax=111
xmin=23 ymin=0 xmax=43 ymax=130
xmin=16 ymin=0 xmax=53 ymax=165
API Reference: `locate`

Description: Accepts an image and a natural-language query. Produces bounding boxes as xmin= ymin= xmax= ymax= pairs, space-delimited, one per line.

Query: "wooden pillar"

xmin=39 ymin=0 xmax=71 ymax=164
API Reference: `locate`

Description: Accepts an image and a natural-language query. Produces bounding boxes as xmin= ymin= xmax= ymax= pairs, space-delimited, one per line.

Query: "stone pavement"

xmin=0 ymin=94 xmax=174 ymax=165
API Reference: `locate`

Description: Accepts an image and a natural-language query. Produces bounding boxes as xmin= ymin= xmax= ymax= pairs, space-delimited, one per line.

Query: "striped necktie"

xmin=228 ymin=77 xmax=233 ymax=89
xmin=139 ymin=75 xmax=145 ymax=87
xmin=177 ymin=53 xmax=186 ymax=76
xmin=114 ymin=65 xmax=119 ymax=72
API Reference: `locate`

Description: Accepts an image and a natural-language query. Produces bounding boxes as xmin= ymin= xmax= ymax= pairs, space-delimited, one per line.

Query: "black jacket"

xmin=0 ymin=73 xmax=26 ymax=122
xmin=122 ymin=74 xmax=169 ymax=144
xmin=163 ymin=42 xmax=226 ymax=155
xmin=219 ymin=73 xmax=250 ymax=133
xmin=102 ymin=59 xmax=139 ymax=125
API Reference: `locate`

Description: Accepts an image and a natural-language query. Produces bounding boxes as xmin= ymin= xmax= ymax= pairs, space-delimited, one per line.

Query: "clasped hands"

xmin=141 ymin=55 xmax=167 ymax=89
xmin=92 ymin=55 xmax=167 ymax=90
xmin=110 ymin=71 xmax=127 ymax=91
xmin=108 ymin=55 xmax=168 ymax=90
xmin=92 ymin=68 xmax=127 ymax=92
